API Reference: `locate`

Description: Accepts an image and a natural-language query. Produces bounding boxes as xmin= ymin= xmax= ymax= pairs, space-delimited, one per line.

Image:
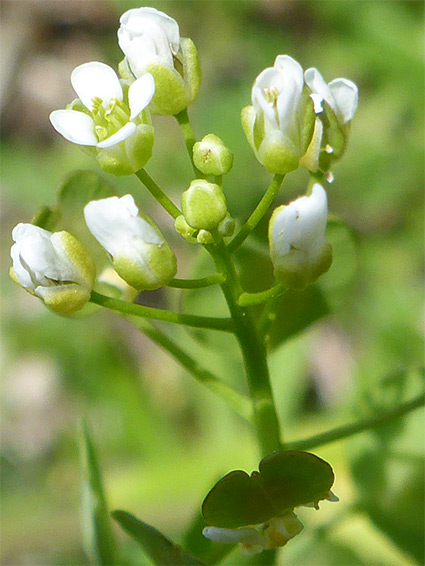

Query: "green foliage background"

xmin=1 ymin=1 xmax=424 ymax=564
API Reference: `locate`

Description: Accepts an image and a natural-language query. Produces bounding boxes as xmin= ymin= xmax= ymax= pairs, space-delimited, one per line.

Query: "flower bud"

xmin=174 ymin=215 xmax=198 ymax=243
xmin=10 ymin=224 xmax=96 ymax=315
xmin=118 ymin=7 xmax=201 ymax=115
xmin=193 ymin=134 xmax=233 ymax=176
xmin=303 ymin=68 xmax=358 ymax=173
xmin=181 ymin=180 xmax=227 ymax=231
xmin=84 ymin=195 xmax=177 ymax=290
xmin=268 ymin=184 xmax=332 ymax=290
xmin=50 ymin=62 xmax=155 ymax=175
xmin=241 ymin=55 xmax=315 ymax=175
xmin=218 ymin=214 xmax=236 ymax=238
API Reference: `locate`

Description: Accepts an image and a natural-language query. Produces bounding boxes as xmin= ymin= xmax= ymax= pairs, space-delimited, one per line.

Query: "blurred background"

xmin=1 ymin=1 xmax=424 ymax=564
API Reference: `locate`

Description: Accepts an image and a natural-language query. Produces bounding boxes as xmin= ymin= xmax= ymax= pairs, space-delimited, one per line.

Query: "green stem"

xmin=284 ymin=392 xmax=425 ymax=451
xmin=90 ymin=291 xmax=233 ymax=333
xmin=168 ymin=273 xmax=225 ymax=289
xmin=238 ymin=284 xmax=286 ymax=307
xmin=208 ymin=239 xmax=282 ymax=456
xmin=227 ymin=174 xmax=284 ymax=254
xmin=128 ymin=317 xmax=252 ymax=421
xmin=175 ymin=109 xmax=205 ymax=178
xmin=135 ymin=169 xmax=181 ymax=219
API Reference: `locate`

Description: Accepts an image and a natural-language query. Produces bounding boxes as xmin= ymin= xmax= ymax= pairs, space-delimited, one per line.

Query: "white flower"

xmin=203 ymin=514 xmax=304 ymax=555
xmin=241 ymin=55 xmax=314 ymax=174
xmin=84 ymin=195 xmax=176 ymax=291
xmin=117 ymin=7 xmax=201 ymax=115
xmin=304 ymin=68 xmax=358 ymax=126
xmin=118 ymin=7 xmax=180 ymax=77
xmin=268 ymin=183 xmax=332 ymax=289
xmin=253 ymin=55 xmax=304 ymax=146
xmin=50 ymin=62 xmax=154 ymax=149
xmin=10 ymin=224 xmax=95 ymax=314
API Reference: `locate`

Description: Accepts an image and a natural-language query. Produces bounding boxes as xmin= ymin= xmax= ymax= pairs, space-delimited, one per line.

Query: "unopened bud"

xmin=182 ymin=180 xmax=227 ymax=231
xmin=193 ymin=134 xmax=233 ymax=176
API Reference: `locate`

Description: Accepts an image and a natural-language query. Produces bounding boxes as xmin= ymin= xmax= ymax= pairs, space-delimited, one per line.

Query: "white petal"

xmin=274 ymin=55 xmax=303 ymax=80
xmin=252 ymin=67 xmax=280 ymax=127
xmin=120 ymin=7 xmax=180 ymax=52
xmin=271 ymin=184 xmax=328 ymax=257
xmin=328 ymin=78 xmax=358 ymax=123
xmin=304 ymin=68 xmax=334 ymax=110
xmin=84 ymin=195 xmax=162 ymax=258
xmin=291 ymin=184 xmax=328 ymax=250
xmin=71 ymin=62 xmax=123 ymax=111
xmin=50 ymin=110 xmax=98 ymax=146
xmin=310 ymin=93 xmax=324 ymax=114
xmin=128 ymin=73 xmax=155 ymax=119
xmin=96 ymin=122 xmax=136 ymax=148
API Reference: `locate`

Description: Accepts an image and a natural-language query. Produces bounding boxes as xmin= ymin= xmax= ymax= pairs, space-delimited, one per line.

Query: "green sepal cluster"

xmin=96 ymin=123 xmax=154 ymax=176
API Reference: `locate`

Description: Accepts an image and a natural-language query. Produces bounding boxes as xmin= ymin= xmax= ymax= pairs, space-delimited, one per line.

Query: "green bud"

xmin=174 ymin=215 xmax=198 ymax=243
xmin=182 ymin=180 xmax=227 ymax=231
xmin=218 ymin=214 xmax=236 ymax=238
xmin=196 ymin=229 xmax=214 ymax=244
xmin=193 ymin=134 xmax=234 ymax=176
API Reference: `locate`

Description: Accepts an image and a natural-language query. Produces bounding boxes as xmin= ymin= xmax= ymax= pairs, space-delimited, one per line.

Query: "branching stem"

xmin=135 ymin=169 xmax=181 ymax=219
xmin=90 ymin=291 xmax=233 ymax=333
xmin=168 ymin=273 xmax=225 ymax=289
xmin=284 ymin=392 xmax=425 ymax=451
xmin=227 ymin=174 xmax=284 ymax=254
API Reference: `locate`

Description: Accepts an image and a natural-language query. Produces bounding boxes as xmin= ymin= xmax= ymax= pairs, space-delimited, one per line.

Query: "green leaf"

xmin=202 ymin=450 xmax=334 ymax=529
xmin=79 ymin=419 xmax=118 ymax=565
xmin=112 ymin=510 xmax=205 ymax=565
xmin=202 ymin=470 xmax=274 ymax=529
xmin=259 ymin=451 xmax=335 ymax=513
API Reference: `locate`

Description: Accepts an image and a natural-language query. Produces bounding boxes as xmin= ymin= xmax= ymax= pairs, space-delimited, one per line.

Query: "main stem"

xmin=209 ymin=239 xmax=282 ymax=456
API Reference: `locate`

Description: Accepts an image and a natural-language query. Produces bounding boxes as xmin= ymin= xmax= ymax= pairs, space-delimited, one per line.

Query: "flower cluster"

xmin=11 ymin=195 xmax=177 ymax=314
xmin=50 ymin=7 xmax=201 ymax=176
xmin=242 ymin=55 xmax=358 ymax=177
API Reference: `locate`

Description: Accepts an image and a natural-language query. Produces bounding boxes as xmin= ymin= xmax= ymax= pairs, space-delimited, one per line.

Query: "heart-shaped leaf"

xmin=202 ymin=450 xmax=334 ymax=529
xmin=201 ymin=470 xmax=275 ymax=529
xmin=259 ymin=451 xmax=334 ymax=512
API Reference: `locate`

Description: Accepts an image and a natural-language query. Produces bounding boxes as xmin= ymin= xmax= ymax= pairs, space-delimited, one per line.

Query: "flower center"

xmin=91 ymin=97 xmax=131 ymax=142
xmin=263 ymin=87 xmax=280 ymax=126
